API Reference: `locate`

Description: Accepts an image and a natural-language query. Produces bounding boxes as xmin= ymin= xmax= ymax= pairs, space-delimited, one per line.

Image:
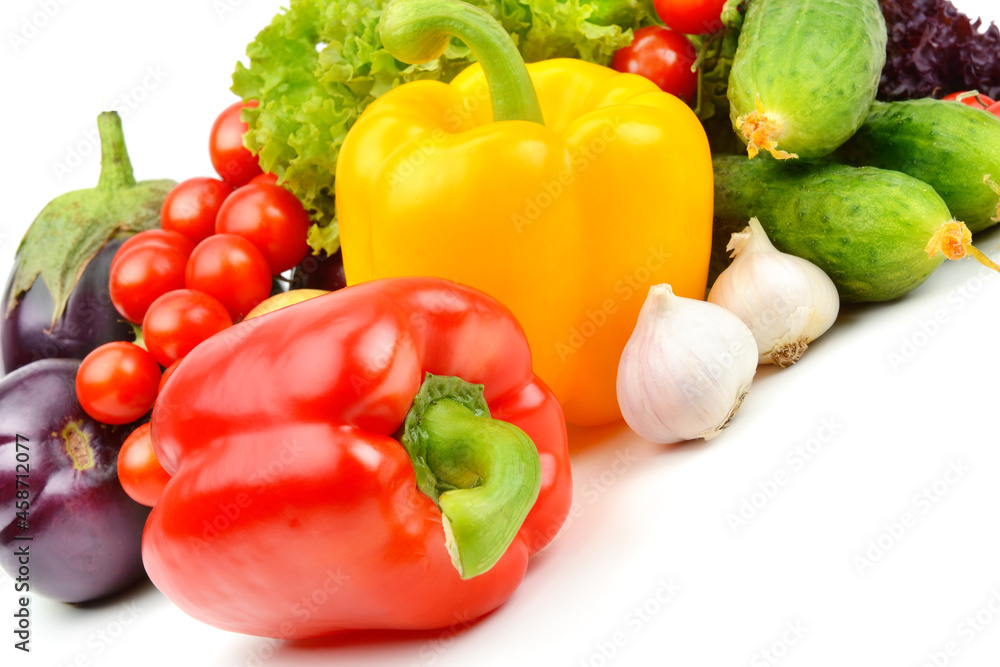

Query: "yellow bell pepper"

xmin=336 ymin=0 xmax=713 ymax=426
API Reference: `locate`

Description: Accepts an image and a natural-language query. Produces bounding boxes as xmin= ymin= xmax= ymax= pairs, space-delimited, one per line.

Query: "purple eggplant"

xmin=1 ymin=111 xmax=174 ymax=376
xmin=1 ymin=238 xmax=131 ymax=374
xmin=289 ymin=249 xmax=346 ymax=292
xmin=0 ymin=359 xmax=149 ymax=603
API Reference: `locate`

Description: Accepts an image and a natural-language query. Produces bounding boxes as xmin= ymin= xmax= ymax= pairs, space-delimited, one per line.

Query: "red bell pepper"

xmin=142 ymin=277 xmax=573 ymax=638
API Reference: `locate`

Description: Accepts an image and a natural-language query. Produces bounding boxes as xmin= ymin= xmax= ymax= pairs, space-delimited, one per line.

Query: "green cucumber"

xmin=727 ymin=0 xmax=886 ymax=161
xmin=836 ymin=99 xmax=1000 ymax=233
xmin=710 ymin=156 xmax=994 ymax=302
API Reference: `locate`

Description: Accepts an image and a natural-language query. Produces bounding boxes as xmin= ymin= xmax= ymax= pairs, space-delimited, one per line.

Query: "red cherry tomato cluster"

xmin=77 ymin=100 xmax=312 ymax=427
xmin=611 ymin=1 xmax=730 ymax=104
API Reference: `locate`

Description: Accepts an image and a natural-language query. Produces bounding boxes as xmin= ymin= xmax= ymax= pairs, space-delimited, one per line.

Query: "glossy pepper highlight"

xmin=336 ymin=0 xmax=714 ymax=426
xmin=141 ymin=277 xmax=572 ymax=638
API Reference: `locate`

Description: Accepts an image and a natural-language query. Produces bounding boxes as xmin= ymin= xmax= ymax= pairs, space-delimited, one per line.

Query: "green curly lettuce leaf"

xmin=231 ymin=0 xmax=657 ymax=253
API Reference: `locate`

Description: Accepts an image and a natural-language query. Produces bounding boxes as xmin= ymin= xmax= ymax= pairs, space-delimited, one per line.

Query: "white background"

xmin=2 ymin=1 xmax=1000 ymax=666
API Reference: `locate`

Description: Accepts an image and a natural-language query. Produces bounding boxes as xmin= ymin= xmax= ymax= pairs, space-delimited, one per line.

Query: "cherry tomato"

xmin=653 ymin=0 xmax=728 ymax=35
xmin=987 ymin=101 xmax=1000 ymax=119
xmin=612 ymin=26 xmax=698 ymax=103
xmin=109 ymin=244 xmax=188 ymax=324
xmin=117 ymin=423 xmax=171 ymax=507
xmin=160 ymin=177 xmax=235 ymax=244
xmin=942 ymin=91 xmax=996 ymax=110
xmin=215 ymin=183 xmax=311 ymax=274
xmin=185 ymin=234 xmax=273 ymax=320
xmin=209 ymin=100 xmax=263 ymax=187
xmin=249 ymin=173 xmax=279 ymax=186
xmin=111 ymin=229 xmax=194 ymax=276
xmin=142 ymin=289 xmax=233 ymax=367
xmin=76 ymin=342 xmax=161 ymax=425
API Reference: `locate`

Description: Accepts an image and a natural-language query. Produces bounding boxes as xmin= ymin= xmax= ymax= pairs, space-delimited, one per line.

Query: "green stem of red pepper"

xmin=378 ymin=0 xmax=544 ymax=125
xmin=401 ymin=373 xmax=541 ymax=579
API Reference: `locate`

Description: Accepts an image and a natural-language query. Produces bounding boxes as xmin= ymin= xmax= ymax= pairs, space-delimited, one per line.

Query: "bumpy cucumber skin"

xmin=727 ymin=0 xmax=887 ymax=160
xmin=836 ymin=99 xmax=1000 ymax=234
xmin=711 ymin=156 xmax=947 ymax=302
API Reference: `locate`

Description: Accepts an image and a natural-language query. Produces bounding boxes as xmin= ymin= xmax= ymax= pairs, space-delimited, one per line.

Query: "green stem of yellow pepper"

xmin=378 ymin=0 xmax=545 ymax=125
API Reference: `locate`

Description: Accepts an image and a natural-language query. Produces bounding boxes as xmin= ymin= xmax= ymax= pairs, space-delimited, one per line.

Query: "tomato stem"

xmin=130 ymin=323 xmax=148 ymax=351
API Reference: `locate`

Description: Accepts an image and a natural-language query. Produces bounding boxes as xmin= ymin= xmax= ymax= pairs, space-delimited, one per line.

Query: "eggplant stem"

xmin=96 ymin=112 xmax=137 ymax=190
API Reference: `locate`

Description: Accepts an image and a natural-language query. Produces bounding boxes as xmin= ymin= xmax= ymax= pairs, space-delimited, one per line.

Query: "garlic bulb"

xmin=708 ymin=217 xmax=839 ymax=368
xmin=617 ymin=284 xmax=758 ymax=445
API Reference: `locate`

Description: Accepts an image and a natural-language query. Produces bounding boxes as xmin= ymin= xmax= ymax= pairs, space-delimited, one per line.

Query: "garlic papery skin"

xmin=616 ymin=284 xmax=758 ymax=445
xmin=708 ymin=217 xmax=840 ymax=368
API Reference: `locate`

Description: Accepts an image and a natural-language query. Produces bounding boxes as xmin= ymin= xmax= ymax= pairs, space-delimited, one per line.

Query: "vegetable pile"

xmin=1 ymin=112 xmax=173 ymax=376
xmin=1 ymin=0 xmax=999 ymax=645
xmin=692 ymin=0 xmax=1000 ymax=301
xmin=80 ymin=101 xmax=322 ymax=428
xmin=335 ymin=0 xmax=713 ymax=426
xmin=0 ymin=102 xmax=340 ymax=604
xmin=231 ymin=0 xmax=658 ymax=251
xmin=0 ymin=113 xmax=168 ymax=603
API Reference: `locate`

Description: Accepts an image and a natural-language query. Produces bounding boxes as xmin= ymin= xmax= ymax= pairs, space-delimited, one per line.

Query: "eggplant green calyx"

xmin=400 ymin=373 xmax=541 ymax=579
xmin=379 ymin=0 xmax=544 ymax=125
xmin=6 ymin=111 xmax=174 ymax=327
